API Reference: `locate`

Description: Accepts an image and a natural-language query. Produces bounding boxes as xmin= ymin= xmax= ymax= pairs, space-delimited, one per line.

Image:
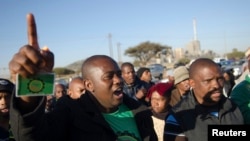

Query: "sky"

xmin=1 ymin=0 xmax=250 ymax=77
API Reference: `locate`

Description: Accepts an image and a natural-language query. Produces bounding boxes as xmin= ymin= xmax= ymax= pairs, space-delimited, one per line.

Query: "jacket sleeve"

xmin=10 ymin=94 xmax=71 ymax=141
xmin=10 ymin=95 xmax=46 ymax=141
xmin=164 ymin=113 xmax=187 ymax=141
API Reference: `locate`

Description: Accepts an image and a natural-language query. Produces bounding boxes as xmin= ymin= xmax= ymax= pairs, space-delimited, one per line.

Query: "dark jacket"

xmin=0 ymin=126 xmax=15 ymax=141
xmin=10 ymin=91 xmax=157 ymax=141
xmin=169 ymin=88 xmax=189 ymax=107
xmin=122 ymin=76 xmax=149 ymax=106
xmin=169 ymin=88 xmax=181 ymax=107
xmin=230 ymin=78 xmax=250 ymax=124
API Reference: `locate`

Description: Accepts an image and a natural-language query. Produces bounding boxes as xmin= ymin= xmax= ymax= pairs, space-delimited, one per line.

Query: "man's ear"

xmin=189 ymin=79 xmax=195 ymax=89
xmin=67 ymin=89 xmax=71 ymax=95
xmin=83 ymin=79 xmax=94 ymax=92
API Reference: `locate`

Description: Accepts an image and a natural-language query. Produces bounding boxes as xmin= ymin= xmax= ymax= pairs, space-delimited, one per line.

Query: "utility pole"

xmin=193 ymin=18 xmax=197 ymax=41
xmin=224 ymin=32 xmax=227 ymax=59
xmin=117 ymin=42 xmax=122 ymax=63
xmin=108 ymin=33 xmax=113 ymax=58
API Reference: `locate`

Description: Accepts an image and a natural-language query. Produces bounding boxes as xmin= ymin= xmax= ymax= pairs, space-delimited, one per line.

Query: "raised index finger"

xmin=27 ymin=13 xmax=39 ymax=50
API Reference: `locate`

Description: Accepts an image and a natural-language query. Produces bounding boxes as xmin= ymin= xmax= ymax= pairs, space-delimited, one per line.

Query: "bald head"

xmin=68 ymin=76 xmax=85 ymax=99
xmin=81 ymin=55 xmax=118 ymax=79
xmin=69 ymin=77 xmax=83 ymax=87
xmin=189 ymin=58 xmax=220 ymax=79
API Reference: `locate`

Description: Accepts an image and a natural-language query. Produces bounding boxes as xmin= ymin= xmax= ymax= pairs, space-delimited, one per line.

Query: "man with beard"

xmin=163 ymin=58 xmax=244 ymax=141
xmin=0 ymin=78 xmax=15 ymax=141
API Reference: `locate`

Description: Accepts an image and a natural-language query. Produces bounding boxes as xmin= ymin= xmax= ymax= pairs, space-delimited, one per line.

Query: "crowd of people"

xmin=1 ymin=13 xmax=250 ymax=141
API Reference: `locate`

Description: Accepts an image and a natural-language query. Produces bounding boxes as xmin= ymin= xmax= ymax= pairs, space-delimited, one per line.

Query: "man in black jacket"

xmin=163 ymin=58 xmax=244 ymax=141
xmin=9 ymin=13 xmax=157 ymax=141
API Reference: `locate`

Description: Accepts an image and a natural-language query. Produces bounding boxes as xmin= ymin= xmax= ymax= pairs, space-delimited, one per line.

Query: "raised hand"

xmin=8 ymin=13 xmax=54 ymax=109
xmin=136 ymin=88 xmax=147 ymax=100
xmin=9 ymin=13 xmax=54 ymax=82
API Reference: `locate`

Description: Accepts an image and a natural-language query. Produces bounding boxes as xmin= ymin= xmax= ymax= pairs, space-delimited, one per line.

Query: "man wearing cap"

xmin=170 ymin=66 xmax=190 ymax=106
xmin=137 ymin=67 xmax=155 ymax=90
xmin=0 ymin=78 xmax=15 ymax=140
